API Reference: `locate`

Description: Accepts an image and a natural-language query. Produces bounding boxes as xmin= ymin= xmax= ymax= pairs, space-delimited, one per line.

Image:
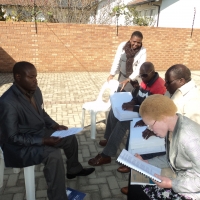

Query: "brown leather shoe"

xmin=99 ymin=140 xmax=107 ymax=147
xmin=88 ymin=154 xmax=111 ymax=166
xmin=117 ymin=166 xmax=130 ymax=173
xmin=121 ymin=186 xmax=128 ymax=195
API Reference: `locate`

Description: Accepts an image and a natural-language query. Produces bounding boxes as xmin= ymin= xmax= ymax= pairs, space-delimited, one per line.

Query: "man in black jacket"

xmin=0 ymin=61 xmax=94 ymax=200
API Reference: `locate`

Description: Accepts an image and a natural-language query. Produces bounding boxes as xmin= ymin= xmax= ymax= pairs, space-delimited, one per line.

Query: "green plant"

xmin=110 ymin=4 xmax=154 ymax=26
xmin=126 ymin=7 xmax=154 ymax=26
xmin=110 ymin=4 xmax=126 ymax=17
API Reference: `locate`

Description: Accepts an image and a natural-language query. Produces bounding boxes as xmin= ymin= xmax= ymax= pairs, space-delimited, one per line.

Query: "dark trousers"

xmin=103 ymin=109 xmax=130 ymax=156
xmin=127 ymin=185 xmax=150 ymax=200
xmin=42 ymin=129 xmax=83 ymax=200
xmin=127 ymin=174 xmax=150 ymax=200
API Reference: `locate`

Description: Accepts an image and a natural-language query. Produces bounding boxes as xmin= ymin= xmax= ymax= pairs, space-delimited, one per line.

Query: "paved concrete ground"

xmin=0 ymin=71 xmax=200 ymax=200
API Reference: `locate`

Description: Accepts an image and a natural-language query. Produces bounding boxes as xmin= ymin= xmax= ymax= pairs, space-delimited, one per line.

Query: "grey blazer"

xmin=0 ymin=84 xmax=57 ymax=167
xmin=148 ymin=114 xmax=200 ymax=199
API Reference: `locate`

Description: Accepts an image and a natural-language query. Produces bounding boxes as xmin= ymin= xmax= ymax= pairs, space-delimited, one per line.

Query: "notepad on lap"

xmin=51 ymin=128 xmax=83 ymax=138
xmin=110 ymin=92 xmax=139 ymax=121
xmin=130 ymin=167 xmax=176 ymax=185
xmin=117 ymin=149 xmax=161 ymax=183
xmin=130 ymin=170 xmax=156 ymax=185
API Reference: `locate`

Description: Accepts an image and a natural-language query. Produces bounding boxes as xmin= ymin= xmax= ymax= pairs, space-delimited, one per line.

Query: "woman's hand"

xmin=120 ymin=79 xmax=130 ymax=91
xmin=152 ymin=174 xmax=172 ymax=189
xmin=107 ymin=75 xmax=114 ymax=82
xmin=134 ymin=120 xmax=146 ymax=127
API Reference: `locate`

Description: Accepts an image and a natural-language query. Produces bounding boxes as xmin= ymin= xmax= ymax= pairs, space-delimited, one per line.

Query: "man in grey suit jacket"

xmin=0 ymin=61 xmax=95 ymax=200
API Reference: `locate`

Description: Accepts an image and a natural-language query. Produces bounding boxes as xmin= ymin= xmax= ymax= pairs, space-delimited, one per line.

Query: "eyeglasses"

xmin=165 ymin=78 xmax=179 ymax=85
xmin=147 ymin=120 xmax=156 ymax=131
xmin=139 ymin=70 xmax=153 ymax=78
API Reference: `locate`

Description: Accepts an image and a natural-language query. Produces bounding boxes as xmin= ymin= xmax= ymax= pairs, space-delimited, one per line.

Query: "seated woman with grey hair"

xmin=128 ymin=94 xmax=200 ymax=200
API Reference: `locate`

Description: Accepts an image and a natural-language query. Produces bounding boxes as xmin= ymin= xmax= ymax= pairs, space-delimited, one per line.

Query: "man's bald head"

xmin=139 ymin=62 xmax=155 ymax=84
xmin=166 ymin=64 xmax=191 ymax=82
xmin=140 ymin=62 xmax=155 ymax=72
xmin=165 ymin=64 xmax=191 ymax=95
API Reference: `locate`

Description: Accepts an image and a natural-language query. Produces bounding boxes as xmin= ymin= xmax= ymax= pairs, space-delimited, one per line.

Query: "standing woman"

xmin=107 ymin=31 xmax=146 ymax=92
xmin=127 ymin=94 xmax=200 ymax=200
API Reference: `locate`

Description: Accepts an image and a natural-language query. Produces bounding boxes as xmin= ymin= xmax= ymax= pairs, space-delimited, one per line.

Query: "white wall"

xmin=159 ymin=0 xmax=200 ymax=28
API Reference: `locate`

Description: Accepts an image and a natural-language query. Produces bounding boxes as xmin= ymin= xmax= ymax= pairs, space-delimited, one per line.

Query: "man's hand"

xmin=119 ymin=79 xmax=130 ymax=91
xmin=56 ymin=125 xmax=68 ymax=130
xmin=130 ymin=80 xmax=139 ymax=88
xmin=152 ymin=174 xmax=172 ymax=188
xmin=134 ymin=120 xmax=146 ymax=127
xmin=122 ymin=101 xmax=135 ymax=111
xmin=43 ymin=137 xmax=62 ymax=146
xmin=52 ymin=124 xmax=68 ymax=130
xmin=107 ymin=75 xmax=114 ymax=82
xmin=142 ymin=129 xmax=156 ymax=140
xmin=122 ymin=103 xmax=134 ymax=111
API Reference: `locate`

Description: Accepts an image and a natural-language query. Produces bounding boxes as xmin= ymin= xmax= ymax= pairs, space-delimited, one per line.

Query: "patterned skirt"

xmin=142 ymin=185 xmax=193 ymax=200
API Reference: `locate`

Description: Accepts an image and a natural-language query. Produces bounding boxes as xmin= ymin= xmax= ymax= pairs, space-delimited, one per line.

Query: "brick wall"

xmin=0 ymin=21 xmax=200 ymax=72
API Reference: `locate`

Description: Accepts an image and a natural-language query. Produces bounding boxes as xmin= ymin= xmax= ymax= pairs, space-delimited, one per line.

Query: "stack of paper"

xmin=128 ymin=118 xmax=165 ymax=155
xmin=110 ymin=92 xmax=139 ymax=121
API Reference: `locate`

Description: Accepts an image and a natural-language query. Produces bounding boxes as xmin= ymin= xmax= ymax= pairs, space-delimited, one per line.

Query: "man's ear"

xmin=15 ymin=73 xmax=21 ymax=82
xmin=179 ymin=78 xmax=186 ymax=86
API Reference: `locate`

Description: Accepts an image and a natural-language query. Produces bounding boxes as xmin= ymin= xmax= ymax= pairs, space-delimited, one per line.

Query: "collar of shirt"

xmin=14 ymin=81 xmax=35 ymax=99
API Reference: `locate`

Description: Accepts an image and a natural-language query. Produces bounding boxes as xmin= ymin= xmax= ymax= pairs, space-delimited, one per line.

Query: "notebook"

xmin=66 ymin=187 xmax=86 ymax=200
xmin=130 ymin=167 xmax=176 ymax=185
xmin=110 ymin=92 xmax=139 ymax=121
xmin=128 ymin=118 xmax=165 ymax=155
xmin=117 ymin=149 xmax=161 ymax=183
xmin=130 ymin=170 xmax=156 ymax=185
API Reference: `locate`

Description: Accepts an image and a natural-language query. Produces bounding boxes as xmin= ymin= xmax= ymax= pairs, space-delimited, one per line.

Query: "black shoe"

xmin=66 ymin=168 xmax=95 ymax=179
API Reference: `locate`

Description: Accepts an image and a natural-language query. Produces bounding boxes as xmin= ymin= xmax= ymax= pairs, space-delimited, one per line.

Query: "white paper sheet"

xmin=117 ymin=149 xmax=161 ymax=183
xmin=51 ymin=127 xmax=83 ymax=138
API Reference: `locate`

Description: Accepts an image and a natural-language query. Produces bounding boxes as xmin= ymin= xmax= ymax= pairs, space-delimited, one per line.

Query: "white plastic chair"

xmin=0 ymin=147 xmax=35 ymax=200
xmin=81 ymin=79 xmax=119 ymax=139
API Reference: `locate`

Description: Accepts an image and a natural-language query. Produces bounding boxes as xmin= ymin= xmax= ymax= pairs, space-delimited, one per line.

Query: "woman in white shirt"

xmin=107 ymin=31 xmax=146 ymax=92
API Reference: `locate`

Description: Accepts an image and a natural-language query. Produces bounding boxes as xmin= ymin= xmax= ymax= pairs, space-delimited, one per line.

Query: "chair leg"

xmin=81 ymin=108 xmax=85 ymax=128
xmin=0 ymin=155 xmax=4 ymax=188
xmin=90 ymin=111 xmax=97 ymax=139
xmin=24 ymin=166 xmax=35 ymax=200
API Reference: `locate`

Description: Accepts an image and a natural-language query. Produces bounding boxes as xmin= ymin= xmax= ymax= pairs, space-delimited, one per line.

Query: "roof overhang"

xmin=128 ymin=0 xmax=160 ymax=7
